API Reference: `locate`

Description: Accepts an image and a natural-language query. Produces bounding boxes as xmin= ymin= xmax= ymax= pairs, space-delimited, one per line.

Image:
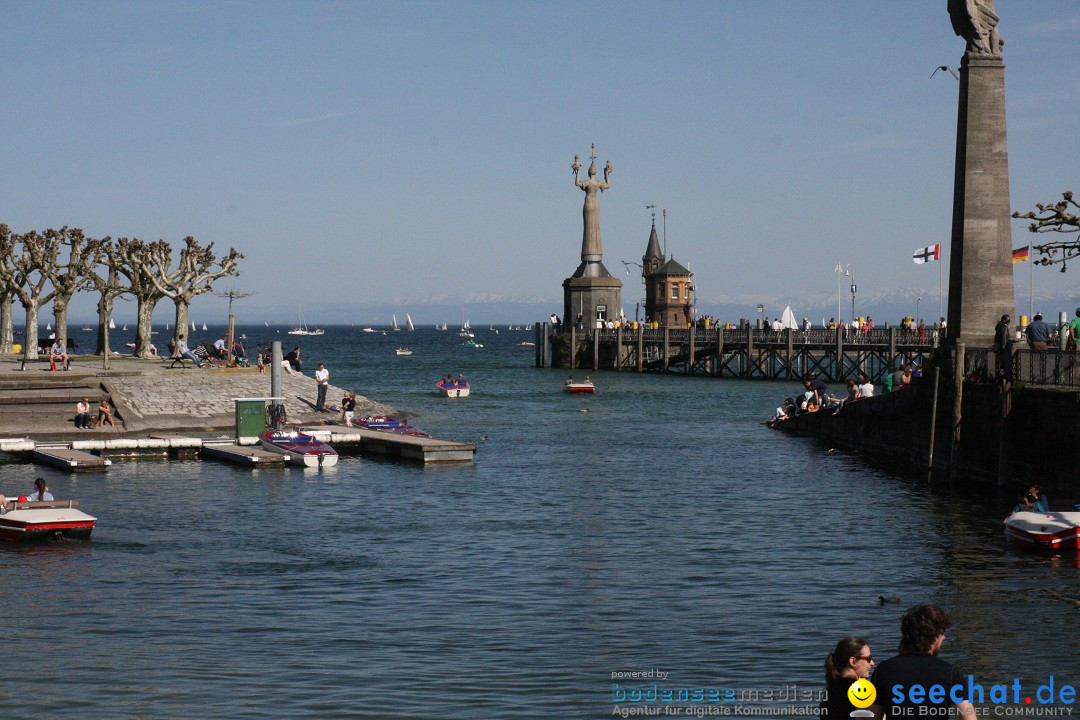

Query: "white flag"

xmin=913 ymin=244 xmax=941 ymax=264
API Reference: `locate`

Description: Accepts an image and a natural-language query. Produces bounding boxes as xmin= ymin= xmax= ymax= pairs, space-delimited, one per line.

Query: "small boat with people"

xmin=518 ymin=341 xmax=535 ymax=347
xmin=460 ymin=340 xmax=483 ymax=348
xmin=395 ymin=347 xmax=413 ymax=356
xmin=351 ymin=415 xmax=431 ymax=437
xmin=1004 ymin=509 xmax=1080 ymax=550
xmin=437 ymin=376 xmax=470 ymax=398
xmin=564 ymin=377 xmax=596 ymax=394
xmin=0 ymin=496 xmax=96 ymax=542
xmin=258 ymin=430 xmax=338 ymax=467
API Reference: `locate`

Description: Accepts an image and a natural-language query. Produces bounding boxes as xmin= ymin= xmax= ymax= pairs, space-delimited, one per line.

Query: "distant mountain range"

xmin=63 ymin=288 xmax=1080 ymax=328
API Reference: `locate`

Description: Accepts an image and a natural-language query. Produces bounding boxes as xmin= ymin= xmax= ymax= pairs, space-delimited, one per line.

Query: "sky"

xmin=3 ymin=1 xmax=1080 ymax=323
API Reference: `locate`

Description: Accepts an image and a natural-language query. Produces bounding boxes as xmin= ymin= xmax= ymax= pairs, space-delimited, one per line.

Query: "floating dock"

xmin=202 ymin=443 xmax=287 ymax=466
xmin=31 ymin=446 xmax=113 ymax=471
xmin=4 ymin=425 xmax=476 ymax=469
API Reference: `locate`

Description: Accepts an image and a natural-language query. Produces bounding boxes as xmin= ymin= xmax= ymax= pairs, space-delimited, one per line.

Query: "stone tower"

xmin=641 ymin=217 xmax=693 ymax=328
xmin=563 ymin=146 xmax=621 ymax=329
xmin=946 ymin=0 xmax=1014 ymax=346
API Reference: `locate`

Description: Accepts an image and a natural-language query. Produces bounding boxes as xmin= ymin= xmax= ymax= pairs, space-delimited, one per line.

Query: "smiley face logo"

xmin=847 ymin=678 xmax=876 ymax=708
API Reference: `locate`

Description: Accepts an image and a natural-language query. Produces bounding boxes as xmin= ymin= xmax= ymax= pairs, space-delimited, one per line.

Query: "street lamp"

xmin=916 ymin=297 xmax=922 ymax=321
xmin=846 ymin=264 xmax=855 ymax=323
xmin=834 ymin=262 xmax=844 ymax=324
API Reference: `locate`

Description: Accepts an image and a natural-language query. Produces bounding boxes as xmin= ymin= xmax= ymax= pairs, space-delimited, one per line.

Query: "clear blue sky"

xmin=3 ymin=1 xmax=1079 ymax=320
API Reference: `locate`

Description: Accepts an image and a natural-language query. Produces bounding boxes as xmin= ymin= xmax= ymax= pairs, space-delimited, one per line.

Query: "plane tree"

xmin=47 ymin=227 xmax=106 ymax=351
xmin=0 ymin=225 xmax=21 ymax=354
xmin=85 ymin=237 xmax=128 ymax=356
xmin=114 ymin=237 xmax=172 ymax=358
xmin=1013 ymin=190 xmax=1080 ymax=271
xmin=11 ymin=229 xmax=62 ymax=360
xmin=144 ymin=236 xmax=243 ymax=349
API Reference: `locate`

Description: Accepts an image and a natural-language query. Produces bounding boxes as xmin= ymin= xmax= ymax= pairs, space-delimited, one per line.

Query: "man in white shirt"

xmin=50 ymin=340 xmax=69 ymax=371
xmin=213 ymin=335 xmax=227 ymax=359
xmin=314 ymin=363 xmax=330 ymax=412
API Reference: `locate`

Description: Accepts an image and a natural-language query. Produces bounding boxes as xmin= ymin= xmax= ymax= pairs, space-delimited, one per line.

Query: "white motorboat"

xmin=0 ymin=499 xmax=96 ymax=541
xmin=436 ymin=380 xmax=470 ymax=398
xmin=258 ymin=431 xmax=338 ymax=468
xmin=1004 ymin=510 xmax=1080 ymax=550
xmin=564 ymin=378 xmax=596 ymax=394
xmin=395 ymin=347 xmax=413 ymax=356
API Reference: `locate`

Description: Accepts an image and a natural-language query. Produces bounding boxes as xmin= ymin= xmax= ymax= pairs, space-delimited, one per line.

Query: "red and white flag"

xmin=912 ymin=244 xmax=941 ymax=264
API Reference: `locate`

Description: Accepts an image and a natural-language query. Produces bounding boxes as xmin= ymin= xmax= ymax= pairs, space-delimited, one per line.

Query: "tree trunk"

xmin=134 ymin=296 xmax=159 ymax=358
xmin=95 ymin=293 xmax=115 ymax=356
xmin=172 ymin=296 xmax=191 ymax=351
xmin=21 ymin=299 xmax=39 ymax=360
xmin=52 ymin=294 xmax=70 ymax=351
xmin=0 ymin=293 xmax=13 ymax=354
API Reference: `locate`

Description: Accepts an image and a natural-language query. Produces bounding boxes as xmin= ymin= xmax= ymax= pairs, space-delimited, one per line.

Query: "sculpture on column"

xmin=572 ymin=144 xmax=612 ymax=264
xmin=948 ymin=0 xmax=1003 ymax=56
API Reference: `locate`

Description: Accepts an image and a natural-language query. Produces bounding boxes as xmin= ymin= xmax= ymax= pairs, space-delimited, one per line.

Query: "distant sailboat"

xmin=123 ymin=324 xmax=128 ymax=331
xmin=191 ymin=320 xmax=196 ymax=331
xmin=288 ymin=306 xmax=324 ymax=336
xmin=392 ymin=314 xmax=400 ymax=331
xmin=406 ymin=313 xmax=415 ymax=331
xmin=108 ymin=318 xmax=116 ymax=330
xmin=46 ymin=322 xmax=51 ymax=331
xmin=201 ymin=323 xmax=207 ymax=331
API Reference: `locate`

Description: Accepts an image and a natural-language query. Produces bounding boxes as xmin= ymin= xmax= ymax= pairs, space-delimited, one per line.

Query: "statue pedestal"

xmin=947 ymin=52 xmax=1014 ymax=347
xmin=563 ymin=275 xmax=622 ymax=330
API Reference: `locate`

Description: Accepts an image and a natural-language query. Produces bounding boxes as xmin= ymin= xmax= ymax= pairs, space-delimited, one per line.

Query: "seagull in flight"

xmin=931 ymin=65 xmax=959 ymax=81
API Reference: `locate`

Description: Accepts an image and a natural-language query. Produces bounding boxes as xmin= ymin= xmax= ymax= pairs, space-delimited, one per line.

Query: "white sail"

xmin=201 ymin=323 xmax=207 ymax=331
xmin=392 ymin=314 xmax=400 ymax=331
xmin=122 ymin=324 xmax=128 ymax=331
xmin=406 ymin=313 xmax=415 ymax=331
xmin=46 ymin=322 xmax=51 ymax=331
xmin=108 ymin=318 xmax=116 ymax=329
xmin=191 ymin=320 xmax=196 ymax=331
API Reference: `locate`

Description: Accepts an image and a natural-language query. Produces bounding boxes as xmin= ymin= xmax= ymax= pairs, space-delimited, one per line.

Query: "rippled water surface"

xmin=2 ymin=326 xmax=1077 ymax=718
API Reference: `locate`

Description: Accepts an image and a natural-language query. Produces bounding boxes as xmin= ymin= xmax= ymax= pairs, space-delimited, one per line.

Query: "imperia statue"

xmin=948 ymin=0 xmax=1003 ymax=56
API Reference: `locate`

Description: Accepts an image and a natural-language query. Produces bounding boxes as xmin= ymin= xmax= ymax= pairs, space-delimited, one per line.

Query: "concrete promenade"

xmin=0 ymin=354 xmax=395 ymax=440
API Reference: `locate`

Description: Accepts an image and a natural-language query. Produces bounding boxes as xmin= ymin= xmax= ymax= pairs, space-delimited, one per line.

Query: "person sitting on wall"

xmin=50 ymin=340 xmax=70 ymax=371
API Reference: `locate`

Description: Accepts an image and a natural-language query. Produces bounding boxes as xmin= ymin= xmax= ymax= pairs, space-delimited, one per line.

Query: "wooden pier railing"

xmin=534 ymin=323 xmax=939 ymax=384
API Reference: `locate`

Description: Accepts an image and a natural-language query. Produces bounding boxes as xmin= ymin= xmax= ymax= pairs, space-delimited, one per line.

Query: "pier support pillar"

xmin=592 ymin=328 xmax=599 ymax=370
xmin=663 ymin=327 xmax=670 ymax=371
xmin=637 ymin=325 xmax=643 ymax=372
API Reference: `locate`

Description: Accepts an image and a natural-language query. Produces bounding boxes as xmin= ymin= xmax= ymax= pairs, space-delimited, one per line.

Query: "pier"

xmin=535 ymin=323 xmax=937 ymax=383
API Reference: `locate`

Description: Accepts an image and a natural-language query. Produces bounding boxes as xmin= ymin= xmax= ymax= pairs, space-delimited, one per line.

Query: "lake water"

xmin=2 ymin=325 xmax=1077 ymax=718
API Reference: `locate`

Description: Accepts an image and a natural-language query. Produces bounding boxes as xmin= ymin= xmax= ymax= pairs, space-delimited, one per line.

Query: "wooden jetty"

xmin=536 ymin=323 xmax=937 ymax=384
xmin=3 ymin=425 xmax=476 ymax=468
xmin=202 ymin=442 xmax=287 ymax=467
xmin=31 ymin=446 xmax=112 ymax=471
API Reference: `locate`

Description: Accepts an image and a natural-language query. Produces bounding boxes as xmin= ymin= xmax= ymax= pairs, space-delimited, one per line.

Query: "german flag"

xmin=1012 ymin=246 xmax=1030 ymax=263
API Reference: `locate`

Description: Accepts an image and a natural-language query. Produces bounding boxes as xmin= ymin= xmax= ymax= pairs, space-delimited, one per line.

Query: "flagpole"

xmin=938 ymin=243 xmax=943 ymax=327
xmin=1028 ymin=239 xmax=1033 ymax=321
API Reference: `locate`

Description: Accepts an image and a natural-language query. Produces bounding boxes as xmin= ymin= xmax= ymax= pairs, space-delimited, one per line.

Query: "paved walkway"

xmin=0 ymin=354 xmax=394 ymax=439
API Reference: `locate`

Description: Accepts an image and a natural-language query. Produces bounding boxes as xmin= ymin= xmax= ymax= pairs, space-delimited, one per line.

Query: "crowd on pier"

xmin=766 ymin=364 xmax=922 ymax=428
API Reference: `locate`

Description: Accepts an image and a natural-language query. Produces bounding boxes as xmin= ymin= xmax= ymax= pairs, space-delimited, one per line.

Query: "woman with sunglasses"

xmin=820 ymin=636 xmax=875 ymax=717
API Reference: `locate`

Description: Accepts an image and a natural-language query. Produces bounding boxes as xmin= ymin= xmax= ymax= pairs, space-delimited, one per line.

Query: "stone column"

xmin=947 ymin=52 xmax=1014 ymax=347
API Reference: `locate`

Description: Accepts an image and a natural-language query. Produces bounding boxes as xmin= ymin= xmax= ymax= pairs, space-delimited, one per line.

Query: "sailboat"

xmin=288 ymin=306 xmax=324 ymax=336
xmin=46 ymin=322 xmax=51 ymax=331
xmin=108 ymin=318 xmax=116 ymax=330
xmin=191 ymin=320 xmax=196 ymax=331
xmin=201 ymin=323 xmax=207 ymax=331
xmin=438 ymin=323 xmax=447 ymax=330
xmin=123 ymin=324 xmax=128 ymax=331
xmin=392 ymin=314 xmax=400 ymax=331
xmin=406 ymin=313 xmax=415 ymax=331
xmin=459 ymin=317 xmax=473 ymax=338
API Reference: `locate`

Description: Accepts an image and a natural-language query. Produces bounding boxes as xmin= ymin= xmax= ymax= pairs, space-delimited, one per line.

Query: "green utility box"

xmin=234 ymin=398 xmax=267 ymax=439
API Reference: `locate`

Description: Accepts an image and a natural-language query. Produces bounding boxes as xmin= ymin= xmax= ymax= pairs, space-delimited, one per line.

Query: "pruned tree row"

xmin=0 ymin=225 xmax=242 ymax=360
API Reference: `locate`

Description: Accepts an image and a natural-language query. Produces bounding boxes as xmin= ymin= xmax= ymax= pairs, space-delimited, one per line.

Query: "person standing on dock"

xmin=314 ymin=363 xmax=330 ymax=412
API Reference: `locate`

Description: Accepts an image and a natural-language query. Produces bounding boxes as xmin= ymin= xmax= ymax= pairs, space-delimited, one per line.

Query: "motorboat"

xmin=518 ymin=341 xmax=536 ymax=347
xmin=564 ymin=378 xmax=596 ymax=394
xmin=351 ymin=415 xmax=431 ymax=437
xmin=0 ymin=499 xmax=96 ymax=541
xmin=460 ymin=340 xmax=483 ymax=348
xmin=395 ymin=347 xmax=413 ymax=356
xmin=437 ymin=380 xmax=470 ymax=398
xmin=362 ymin=328 xmax=376 ymax=332
xmin=258 ymin=430 xmax=338 ymax=467
xmin=1004 ymin=510 xmax=1080 ymax=550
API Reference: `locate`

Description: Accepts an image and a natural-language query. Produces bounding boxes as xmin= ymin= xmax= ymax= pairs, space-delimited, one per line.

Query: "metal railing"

xmin=963 ymin=347 xmax=1080 ymax=388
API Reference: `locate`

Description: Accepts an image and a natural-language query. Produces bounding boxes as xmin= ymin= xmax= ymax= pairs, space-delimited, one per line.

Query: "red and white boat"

xmin=259 ymin=430 xmax=339 ymax=468
xmin=564 ymin=378 xmax=596 ymax=394
xmin=437 ymin=380 xmax=470 ymax=398
xmin=1004 ymin=510 xmax=1080 ymax=550
xmin=0 ymin=499 xmax=96 ymax=542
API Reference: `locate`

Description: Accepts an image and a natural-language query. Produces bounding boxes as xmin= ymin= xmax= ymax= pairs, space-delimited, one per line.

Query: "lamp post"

xmin=916 ymin=297 xmax=922 ymax=322
xmin=834 ymin=262 xmax=843 ymax=324
xmin=847 ymin=264 xmax=855 ymax=323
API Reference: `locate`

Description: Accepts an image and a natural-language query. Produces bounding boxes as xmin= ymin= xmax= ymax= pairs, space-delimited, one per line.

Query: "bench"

xmin=19 ymin=355 xmax=66 ymax=372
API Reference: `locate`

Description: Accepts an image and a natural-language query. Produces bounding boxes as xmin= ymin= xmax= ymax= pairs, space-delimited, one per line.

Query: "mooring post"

xmin=637 ymin=324 xmax=643 ymax=373
xmin=592 ymin=327 xmax=599 ymax=370
xmin=835 ymin=326 xmax=843 ymax=382
xmin=570 ymin=325 xmax=576 ymax=369
xmin=615 ymin=323 xmax=623 ymax=371
xmin=663 ymin=326 xmax=670 ymax=371
xmin=888 ymin=328 xmax=897 ymax=372
xmin=688 ymin=324 xmax=696 ymax=373
xmin=716 ymin=326 xmax=724 ymax=377
xmin=785 ymin=328 xmax=794 ymax=379
xmin=949 ymin=342 xmax=965 ymax=482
